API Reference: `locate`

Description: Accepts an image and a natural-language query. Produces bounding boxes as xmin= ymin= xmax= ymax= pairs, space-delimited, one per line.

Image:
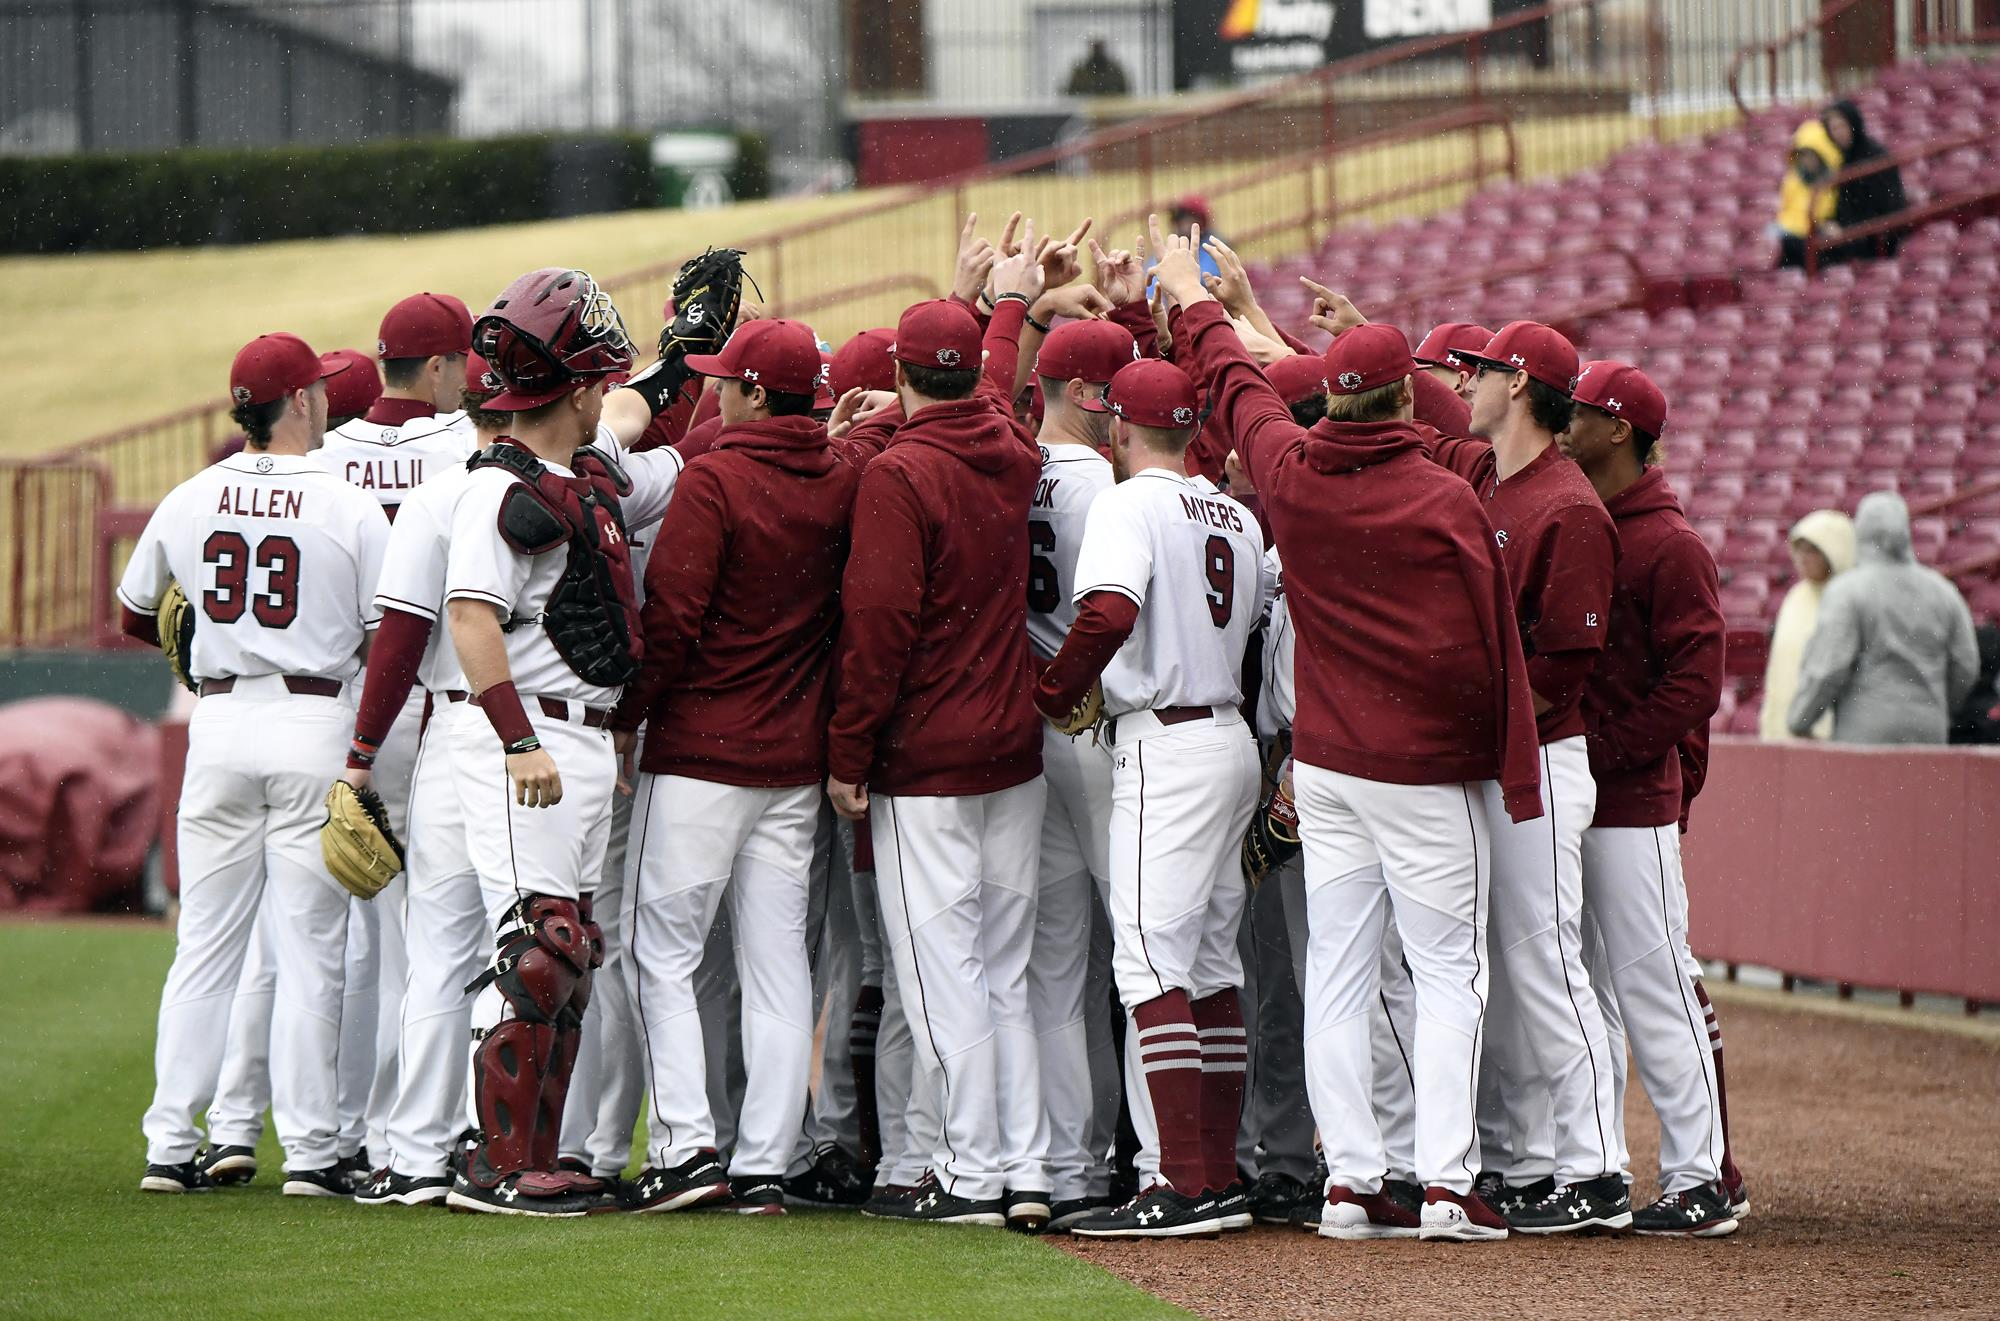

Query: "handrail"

xmin=1912 ymin=474 xmax=2000 ymax=521
xmin=1806 ymin=177 xmax=2000 ymax=274
xmin=1362 ymin=242 xmax=1649 ymax=329
xmin=1726 ymin=0 xmax=1882 ymax=118
xmin=1807 ymin=123 xmax=1993 ymax=211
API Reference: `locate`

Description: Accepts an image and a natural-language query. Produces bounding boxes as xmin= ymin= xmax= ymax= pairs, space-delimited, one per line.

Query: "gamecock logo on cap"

xmin=231 ymin=385 xmax=253 ymax=404
xmin=1172 ymin=406 xmax=1194 ymax=425
xmin=936 ymin=348 xmax=962 ymax=367
xmin=1338 ymin=371 xmax=1363 ymax=390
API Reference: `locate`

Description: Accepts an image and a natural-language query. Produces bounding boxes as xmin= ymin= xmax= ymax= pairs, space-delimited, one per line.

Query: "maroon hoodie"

xmin=1580 ymin=465 xmax=1724 ymax=828
xmin=1182 ymin=300 xmax=1543 ymax=820
xmin=827 ymin=394 xmax=1043 ymax=796
xmin=618 ymin=415 xmax=863 ymax=786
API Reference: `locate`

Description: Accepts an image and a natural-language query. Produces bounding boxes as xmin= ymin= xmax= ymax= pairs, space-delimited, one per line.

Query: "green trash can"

xmin=652 ymin=133 xmax=740 ymax=210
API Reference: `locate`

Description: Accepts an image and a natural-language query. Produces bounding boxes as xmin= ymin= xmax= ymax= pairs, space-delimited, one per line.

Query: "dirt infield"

xmin=1063 ymin=991 xmax=2000 ymax=1319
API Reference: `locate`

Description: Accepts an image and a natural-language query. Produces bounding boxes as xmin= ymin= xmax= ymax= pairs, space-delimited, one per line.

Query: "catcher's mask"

xmin=473 ymin=268 xmax=635 ymax=410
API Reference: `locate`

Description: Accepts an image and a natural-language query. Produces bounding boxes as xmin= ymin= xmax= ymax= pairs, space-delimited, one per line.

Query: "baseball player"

xmin=612 ymin=318 xmax=863 ymax=1215
xmin=1560 ymin=361 xmax=1741 ymax=1236
xmin=1412 ymin=323 xmax=1492 ymax=402
xmin=123 ymin=333 xmax=389 ymax=1196
xmin=826 ymin=278 xmax=1052 ymax=1228
xmin=1435 ymin=322 xmax=1627 ymax=1234
xmin=346 ymin=356 xmax=508 ymax=1206
xmin=439 ymin=268 xmax=684 ymax=1216
xmin=1033 ymin=357 xmax=1267 ymax=1239
xmin=1172 ymin=230 xmax=1542 ymax=1242
xmin=321 ymin=348 xmax=383 ymax=428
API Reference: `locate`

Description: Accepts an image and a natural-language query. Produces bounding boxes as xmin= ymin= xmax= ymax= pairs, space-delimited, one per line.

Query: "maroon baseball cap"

xmin=1263 ymin=353 xmax=1331 ymax=405
xmin=685 ymin=318 xmax=824 ymax=397
xmin=320 ymin=348 xmax=382 ymax=419
xmin=1571 ymin=360 xmax=1668 ymax=437
xmin=893 ymin=299 xmax=982 ymax=372
xmin=1413 ymin=322 xmax=1494 ymax=371
xmin=1325 ymin=323 xmax=1414 ymax=395
xmin=1082 ymin=358 xmax=1201 ymax=429
xmin=230 ymin=333 xmax=345 ymax=406
xmin=378 ymin=292 xmax=474 ymax=360
xmin=1035 ymin=320 xmax=1138 ymax=385
xmin=1461 ymin=321 xmax=1579 ymax=394
xmin=464 ymin=350 xmax=503 ymax=403
xmin=831 ymin=328 xmax=896 ymax=396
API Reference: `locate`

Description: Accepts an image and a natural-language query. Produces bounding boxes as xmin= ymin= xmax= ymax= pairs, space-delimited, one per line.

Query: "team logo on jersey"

xmin=255 ymin=455 xmax=274 ymax=473
xmin=1337 ymin=371 xmax=1363 ymax=390
xmin=936 ymin=348 xmax=962 ymax=367
xmin=1172 ymin=405 xmax=1195 ymax=425
xmin=379 ymin=427 xmax=397 ymax=444
xmin=231 ymin=385 xmax=253 ymax=404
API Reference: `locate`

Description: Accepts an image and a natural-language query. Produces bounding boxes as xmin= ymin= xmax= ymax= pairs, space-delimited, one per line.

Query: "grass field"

xmin=0 ymin=921 xmax=1187 ymax=1321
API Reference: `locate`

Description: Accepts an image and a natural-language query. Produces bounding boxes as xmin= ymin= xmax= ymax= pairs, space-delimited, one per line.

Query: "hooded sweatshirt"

xmin=1776 ymin=119 xmax=1843 ymax=239
xmin=1759 ymin=508 xmax=1856 ymax=740
xmin=620 ymin=414 xmax=863 ymax=785
xmin=1825 ymin=100 xmax=1908 ymax=238
xmin=1581 ymin=466 xmax=1725 ymax=828
xmin=827 ymin=395 xmax=1044 ymax=795
xmin=1788 ymin=491 xmax=1980 ymax=744
xmin=1182 ymin=300 xmax=1543 ymax=820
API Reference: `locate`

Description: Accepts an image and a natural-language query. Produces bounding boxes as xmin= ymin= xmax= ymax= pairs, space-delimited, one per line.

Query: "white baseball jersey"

xmin=443 ymin=434 xmax=683 ymax=706
xmin=1027 ymin=441 xmax=1115 ymax=662
xmin=318 ymin=410 xmax=478 ymax=515
xmin=1071 ymin=468 xmax=1269 ymax=718
xmin=372 ymin=463 xmax=478 ymax=694
xmin=1256 ymin=545 xmax=1295 ymax=741
xmin=117 ymin=451 xmax=389 ymax=683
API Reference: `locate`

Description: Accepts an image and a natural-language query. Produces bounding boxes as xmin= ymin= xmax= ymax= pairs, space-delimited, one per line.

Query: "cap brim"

xmin=318 ymin=359 xmax=353 ymax=381
xmin=1077 ymin=395 xmax=1113 ymax=413
xmin=682 ymin=351 xmax=737 ymax=380
xmin=1459 ymin=353 xmax=1573 ymax=395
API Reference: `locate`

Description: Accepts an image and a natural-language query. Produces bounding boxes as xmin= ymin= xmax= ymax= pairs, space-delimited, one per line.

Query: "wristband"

xmin=1025 ymin=309 xmax=1052 ymax=334
xmin=346 ymin=735 xmax=380 ymax=771
xmin=978 ymin=289 xmax=996 ymax=312
xmin=504 ymin=736 xmax=543 ymax=756
xmin=473 ymin=680 xmax=538 ymax=749
xmin=995 ymin=291 xmax=1032 ymax=310
xmin=620 ymin=356 xmax=692 ymax=420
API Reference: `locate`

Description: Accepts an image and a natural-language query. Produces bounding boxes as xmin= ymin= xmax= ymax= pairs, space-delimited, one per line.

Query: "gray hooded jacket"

xmin=1788 ymin=491 xmax=1979 ymax=744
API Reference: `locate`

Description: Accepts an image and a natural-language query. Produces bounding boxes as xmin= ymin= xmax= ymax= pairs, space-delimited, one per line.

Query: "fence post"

xmin=1646 ymin=0 xmax=1666 ymax=143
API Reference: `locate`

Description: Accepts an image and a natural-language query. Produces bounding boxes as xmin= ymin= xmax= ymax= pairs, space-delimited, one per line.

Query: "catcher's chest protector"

xmin=469 ymin=441 xmax=643 ymax=687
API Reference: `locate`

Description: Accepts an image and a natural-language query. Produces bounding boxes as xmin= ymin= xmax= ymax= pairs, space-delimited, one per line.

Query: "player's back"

xmin=319 ymin=411 xmax=476 ymax=516
xmin=373 ymin=462 xmax=478 ymax=694
xmin=1027 ymin=441 xmax=1115 ymax=662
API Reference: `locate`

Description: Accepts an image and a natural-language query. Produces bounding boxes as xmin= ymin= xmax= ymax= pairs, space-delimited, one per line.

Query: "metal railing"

xmin=0 ymin=459 xmax=111 ymax=648
xmin=1805 ymin=136 xmax=2000 ymax=272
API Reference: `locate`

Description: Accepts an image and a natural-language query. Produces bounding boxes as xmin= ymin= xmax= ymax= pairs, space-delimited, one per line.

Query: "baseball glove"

xmin=1049 ymin=682 xmax=1104 ymax=738
xmin=1240 ymin=779 xmax=1301 ymax=888
xmin=658 ymin=247 xmax=751 ymax=363
xmin=320 ymin=781 xmax=406 ymax=900
xmin=157 ymin=578 xmax=197 ymax=693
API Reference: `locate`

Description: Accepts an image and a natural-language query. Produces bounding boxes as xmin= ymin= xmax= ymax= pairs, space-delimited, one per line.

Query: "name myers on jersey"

xmin=1180 ymin=491 xmax=1244 ymax=533
xmin=342 ymin=457 xmax=425 ymax=493
xmin=218 ymin=485 xmax=305 ymax=518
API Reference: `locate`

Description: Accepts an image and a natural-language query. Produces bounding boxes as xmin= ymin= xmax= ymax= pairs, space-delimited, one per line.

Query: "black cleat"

xmin=333 ymin=1151 xmax=371 ymax=1192
xmin=862 ymin=1183 xmax=920 ymax=1219
xmin=726 ymin=1176 xmax=787 ymax=1216
xmin=281 ymin=1166 xmax=353 ymax=1198
xmin=1633 ymin=1181 xmax=1741 ymax=1237
xmin=783 ymin=1144 xmax=875 ymax=1207
xmin=1489 ymin=1174 xmax=1557 ymax=1219
xmin=353 ymin=1168 xmax=450 ymax=1206
xmin=627 ymin=1150 xmax=734 ymax=1214
xmin=1048 ymin=1195 xmax=1110 ymax=1232
xmin=1505 ymin=1174 xmax=1633 ymax=1234
xmin=1212 ymin=1179 xmax=1253 ymax=1231
xmin=140 ymin=1161 xmax=212 ymax=1194
xmin=1248 ymin=1171 xmax=1307 ymax=1224
xmin=1071 ymin=1184 xmax=1223 ymax=1239
xmin=198 ymin=1144 xmax=257 ymax=1187
xmin=1005 ymin=1189 xmax=1052 ymax=1233
xmin=900 ymin=1173 xmax=1004 ymax=1226
xmin=1383 ymin=1178 xmax=1425 ymax=1218
xmin=445 ymin=1168 xmax=597 ymax=1217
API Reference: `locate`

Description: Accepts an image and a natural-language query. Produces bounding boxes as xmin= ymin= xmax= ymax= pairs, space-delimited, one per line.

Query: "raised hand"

xmin=1090 ymin=236 xmax=1148 ymax=307
xmin=1035 ymin=284 xmax=1115 ymax=323
xmin=1037 ymin=218 xmax=1093 ymax=289
xmin=990 ymin=241 xmax=1047 ymax=305
xmin=1201 ymin=237 xmax=1259 ymax=318
xmin=1301 ymin=278 xmax=1366 ymax=337
xmin=952 ymin=212 xmax=998 ymax=303
xmin=1146 ymin=211 xmax=1208 ymax=306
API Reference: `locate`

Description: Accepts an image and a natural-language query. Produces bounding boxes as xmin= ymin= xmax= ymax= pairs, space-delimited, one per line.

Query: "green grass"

xmin=0 ymin=922 xmax=1187 ymax=1321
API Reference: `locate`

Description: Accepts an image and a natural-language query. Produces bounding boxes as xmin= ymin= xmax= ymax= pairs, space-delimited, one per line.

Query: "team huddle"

xmin=116 ymin=208 xmax=1749 ymax=1241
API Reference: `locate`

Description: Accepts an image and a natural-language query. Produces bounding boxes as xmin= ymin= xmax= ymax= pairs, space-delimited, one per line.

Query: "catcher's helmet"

xmin=473 ymin=268 xmax=635 ymax=410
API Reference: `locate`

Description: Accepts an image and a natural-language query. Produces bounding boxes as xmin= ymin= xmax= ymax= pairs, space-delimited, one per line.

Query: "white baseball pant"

xmin=1479 ymin=736 xmax=1624 ymax=1184
xmin=205 ymin=892 xmax=277 ymax=1150
xmin=853 ymin=841 xmax=919 ymax=1189
xmin=1295 ymin=764 xmax=1492 ymax=1197
xmin=562 ymin=775 xmax=646 ymax=1177
xmin=626 ymin=773 xmax=819 ymax=1176
xmin=141 ymin=678 xmax=355 ymax=1171
xmin=870 ymin=778 xmax=1048 ymax=1201
xmin=798 ymin=808 xmax=867 ymax=1169
xmin=1581 ymin=824 xmax=1725 ymax=1193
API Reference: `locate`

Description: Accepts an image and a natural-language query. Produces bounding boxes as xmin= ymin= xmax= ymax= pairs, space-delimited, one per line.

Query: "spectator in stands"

xmin=1772 ymin=119 xmax=1843 ymax=270
xmin=1064 ymin=37 xmax=1130 ymax=97
xmin=1760 ymin=509 xmax=1855 ymax=740
xmin=1788 ymin=492 xmax=1980 ymax=744
xmin=1948 ymin=622 xmax=2000 ymax=745
xmin=1821 ymin=100 xmax=1908 ymax=262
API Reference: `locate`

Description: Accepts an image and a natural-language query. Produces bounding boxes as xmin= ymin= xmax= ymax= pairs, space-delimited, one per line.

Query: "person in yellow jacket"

xmin=1759 ymin=508 xmax=1856 ymax=739
xmin=1774 ymin=119 xmax=1844 ymax=269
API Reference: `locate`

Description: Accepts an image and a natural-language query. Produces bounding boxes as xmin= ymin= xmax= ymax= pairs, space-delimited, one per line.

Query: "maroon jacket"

xmin=826 ymin=394 xmax=1043 ymax=796
xmin=1428 ymin=435 xmax=1617 ymax=744
xmin=1580 ymin=466 xmax=1724 ymax=828
xmin=1183 ymin=301 xmax=1543 ymax=820
xmin=618 ymin=416 xmax=863 ymax=786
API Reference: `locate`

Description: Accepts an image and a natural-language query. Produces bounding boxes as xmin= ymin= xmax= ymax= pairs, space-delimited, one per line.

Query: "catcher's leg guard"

xmin=463 ymin=897 xmax=592 ymax=1188
xmin=532 ymin=896 xmax=606 ymax=1173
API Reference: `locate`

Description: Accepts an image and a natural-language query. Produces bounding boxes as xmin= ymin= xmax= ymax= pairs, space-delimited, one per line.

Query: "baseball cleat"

xmin=445 ymin=1169 xmax=595 ymax=1217
xmin=862 ymin=1183 xmax=921 ymax=1220
xmin=140 ymin=1161 xmax=213 ymax=1194
xmin=1212 ymin=1180 xmax=1253 ymax=1232
xmin=783 ymin=1144 xmax=875 ymax=1207
xmin=627 ymin=1151 xmax=734 ymax=1214
xmin=1633 ymin=1182 xmax=1741 ymax=1237
xmin=1384 ymin=1178 xmax=1425 ymax=1218
xmin=1504 ymin=1175 xmax=1633 ymax=1235
xmin=1005 ymin=1189 xmax=1053 ymax=1233
xmin=726 ymin=1177 xmax=788 ymax=1215
xmin=282 ymin=1166 xmax=354 ymax=1198
xmin=1418 ymin=1186 xmax=1510 ymax=1241
xmin=353 ymin=1168 xmax=450 ymax=1206
xmin=901 ymin=1174 xmax=1005 ymax=1226
xmin=1722 ymin=1168 xmax=1751 ymax=1221
xmin=1488 ymin=1174 xmax=1557 ymax=1219
xmin=333 ymin=1151 xmax=372 ymax=1193
xmin=1248 ymin=1172 xmax=1308 ymax=1225
xmin=198 ymin=1144 xmax=257 ymax=1187
xmin=1071 ymin=1184 xmax=1223 ymax=1239
xmin=1318 ymin=1184 xmax=1422 ymax=1240
xmin=1047 ymin=1196 xmax=1110 ymax=1232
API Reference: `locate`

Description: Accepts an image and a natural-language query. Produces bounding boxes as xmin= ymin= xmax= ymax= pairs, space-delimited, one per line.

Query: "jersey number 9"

xmin=202 ymin=531 xmax=301 ymax=629
xmin=1204 ymin=535 xmax=1234 ymax=629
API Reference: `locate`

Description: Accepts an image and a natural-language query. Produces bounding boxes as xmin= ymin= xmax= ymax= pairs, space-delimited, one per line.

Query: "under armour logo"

xmin=1606 ymin=397 xmax=1623 ymax=412
xmin=1138 ymin=1205 xmax=1164 ymax=1224
xmin=741 ymin=367 xmax=760 ymax=382
xmin=498 ymin=1184 xmax=518 ymax=1202
xmin=1172 ymin=406 xmax=1194 ymax=425
xmin=1508 ymin=354 xmax=1526 ymax=367
xmin=1445 ymin=352 xmax=1464 ymax=368
xmin=936 ymin=348 xmax=962 ymax=367
xmin=1568 ymin=1203 xmax=1587 ymax=1220
xmin=232 ymin=386 xmax=253 ymax=404
xmin=1337 ymin=371 xmax=1363 ymax=390
xmin=1683 ymin=1203 xmax=1704 ymax=1221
